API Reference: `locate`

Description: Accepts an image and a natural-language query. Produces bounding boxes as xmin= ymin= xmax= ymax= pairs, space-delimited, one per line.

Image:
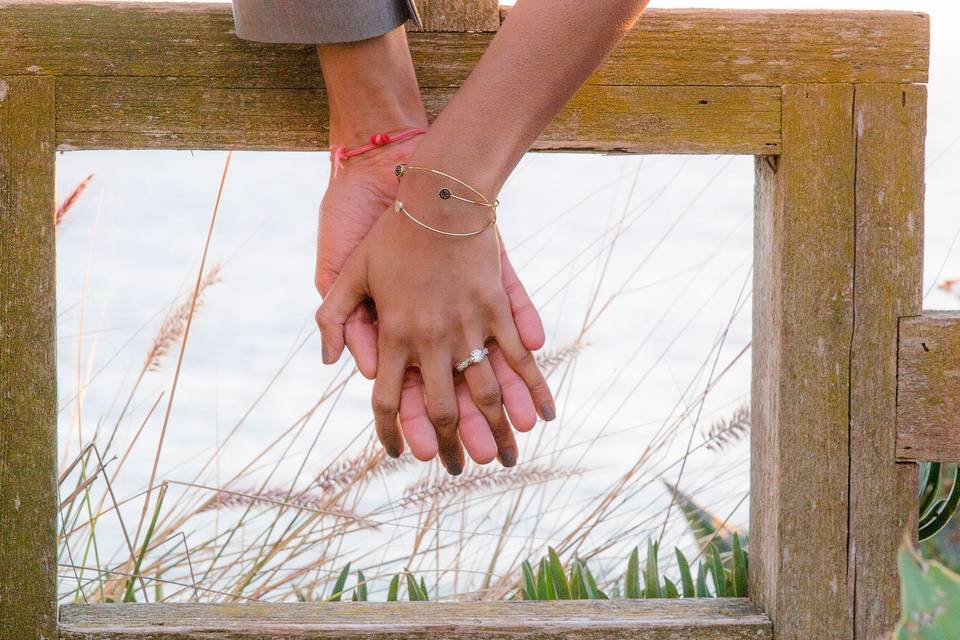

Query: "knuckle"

xmin=372 ymin=394 xmax=399 ymax=418
xmin=428 ymin=406 xmax=458 ymax=430
xmin=475 ymin=384 xmax=502 ymax=409
xmin=315 ymin=306 xmax=336 ymax=329
xmin=514 ymin=349 xmax=536 ymax=370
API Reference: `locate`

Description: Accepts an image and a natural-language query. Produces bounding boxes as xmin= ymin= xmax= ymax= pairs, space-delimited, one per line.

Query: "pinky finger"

xmin=493 ymin=321 xmax=556 ymax=422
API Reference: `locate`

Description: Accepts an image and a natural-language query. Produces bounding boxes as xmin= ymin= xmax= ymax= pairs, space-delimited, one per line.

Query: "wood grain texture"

xmin=0 ymin=4 xmax=928 ymax=88
xmin=849 ymin=83 xmax=926 ymax=638
xmin=897 ymin=312 xmax=960 ymax=462
xmin=750 ymin=84 xmax=856 ymax=639
xmin=59 ymin=600 xmax=772 ymax=639
xmin=412 ymin=0 xmax=500 ymax=32
xmin=0 ymin=75 xmax=57 ymax=640
xmin=54 ymin=79 xmax=781 ymax=153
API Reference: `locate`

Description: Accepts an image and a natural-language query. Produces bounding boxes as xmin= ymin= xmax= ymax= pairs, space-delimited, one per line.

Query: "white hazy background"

xmin=54 ymin=0 xmax=960 ymax=597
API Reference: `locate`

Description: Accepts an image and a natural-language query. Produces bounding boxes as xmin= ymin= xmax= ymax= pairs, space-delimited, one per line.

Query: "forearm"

xmin=409 ymin=0 xmax=649 ymax=196
xmin=318 ymin=27 xmax=428 ymax=148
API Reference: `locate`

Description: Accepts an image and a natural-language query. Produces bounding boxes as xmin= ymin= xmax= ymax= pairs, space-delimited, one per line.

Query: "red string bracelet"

xmin=329 ymin=128 xmax=427 ymax=177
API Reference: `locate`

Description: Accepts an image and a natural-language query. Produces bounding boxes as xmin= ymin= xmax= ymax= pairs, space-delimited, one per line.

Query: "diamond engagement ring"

xmin=456 ymin=347 xmax=489 ymax=373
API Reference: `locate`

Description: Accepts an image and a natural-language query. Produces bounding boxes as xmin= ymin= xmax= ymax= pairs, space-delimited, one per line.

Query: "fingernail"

xmin=542 ymin=404 xmax=557 ymax=422
xmin=446 ymin=462 xmax=463 ymax=476
xmin=499 ymin=448 xmax=517 ymax=467
xmin=321 ymin=343 xmax=331 ymax=364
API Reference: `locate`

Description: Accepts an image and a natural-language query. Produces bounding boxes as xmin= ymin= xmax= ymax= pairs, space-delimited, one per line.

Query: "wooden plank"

xmin=60 ymin=600 xmax=772 ymax=639
xmin=54 ymin=79 xmax=781 ymax=154
xmin=412 ymin=0 xmax=500 ymax=32
xmin=849 ymin=83 xmax=926 ymax=638
xmin=897 ymin=311 xmax=960 ymax=462
xmin=750 ymin=84 xmax=856 ymax=639
xmin=0 ymin=4 xmax=929 ymax=88
xmin=0 ymin=75 xmax=58 ymax=640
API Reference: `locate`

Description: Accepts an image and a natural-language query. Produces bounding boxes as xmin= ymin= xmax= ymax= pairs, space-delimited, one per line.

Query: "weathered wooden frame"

xmin=0 ymin=2 xmax=946 ymax=639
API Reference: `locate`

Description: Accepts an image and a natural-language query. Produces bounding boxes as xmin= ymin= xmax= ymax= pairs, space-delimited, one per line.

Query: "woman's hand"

xmin=316 ymin=186 xmax=556 ymax=474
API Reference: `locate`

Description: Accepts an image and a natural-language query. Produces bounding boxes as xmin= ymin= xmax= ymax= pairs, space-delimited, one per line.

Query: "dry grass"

xmin=55 ymin=153 xmax=755 ymax=604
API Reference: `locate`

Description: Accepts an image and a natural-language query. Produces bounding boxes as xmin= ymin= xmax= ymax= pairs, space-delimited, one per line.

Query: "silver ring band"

xmin=456 ymin=347 xmax=489 ymax=373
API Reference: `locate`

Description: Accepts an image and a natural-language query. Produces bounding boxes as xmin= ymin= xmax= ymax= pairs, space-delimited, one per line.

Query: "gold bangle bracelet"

xmin=394 ymin=200 xmax=496 ymax=238
xmin=395 ymin=164 xmax=499 ymax=211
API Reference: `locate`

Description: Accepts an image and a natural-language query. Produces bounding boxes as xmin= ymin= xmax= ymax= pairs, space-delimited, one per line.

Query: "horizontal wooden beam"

xmin=0 ymin=4 xmax=928 ymax=88
xmin=54 ymin=80 xmax=781 ymax=154
xmin=59 ymin=599 xmax=772 ymax=639
xmin=896 ymin=311 xmax=960 ymax=462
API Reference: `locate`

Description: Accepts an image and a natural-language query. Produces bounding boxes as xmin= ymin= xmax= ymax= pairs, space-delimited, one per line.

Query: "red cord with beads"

xmin=329 ymin=128 xmax=427 ymax=176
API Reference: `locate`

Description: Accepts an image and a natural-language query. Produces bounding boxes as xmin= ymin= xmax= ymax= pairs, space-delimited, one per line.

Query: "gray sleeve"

xmin=232 ymin=0 xmax=421 ymax=44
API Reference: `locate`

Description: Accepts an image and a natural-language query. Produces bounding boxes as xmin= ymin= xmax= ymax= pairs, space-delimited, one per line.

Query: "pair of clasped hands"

xmin=312 ymin=0 xmax=648 ymax=474
xmin=314 ymin=136 xmax=554 ymax=476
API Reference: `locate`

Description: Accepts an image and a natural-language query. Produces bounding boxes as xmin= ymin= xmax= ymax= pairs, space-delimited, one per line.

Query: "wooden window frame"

xmin=0 ymin=2 xmax=944 ymax=638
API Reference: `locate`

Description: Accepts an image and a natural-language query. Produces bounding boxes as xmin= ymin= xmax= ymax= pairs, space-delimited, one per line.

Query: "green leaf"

xmin=644 ymin=540 xmax=661 ymax=598
xmin=893 ymin=543 xmax=960 ymax=639
xmin=406 ymin=572 xmax=423 ymax=601
xmin=676 ymin=549 xmax=695 ymax=598
xmin=123 ymin=484 xmax=167 ymax=603
xmin=696 ymin=562 xmax=709 ymax=598
xmin=537 ymin=558 xmax=557 ymax=600
xmin=919 ymin=462 xmax=943 ymax=521
xmin=420 ymin=577 xmax=429 ymax=601
xmin=387 ymin=574 xmax=400 ymax=602
xmin=584 ymin=564 xmax=608 ymax=600
xmin=663 ymin=481 xmax=734 ymax=555
xmin=355 ymin=569 xmax=368 ymax=602
xmin=576 ymin=561 xmax=598 ymax=599
xmin=626 ymin=547 xmax=641 ymax=599
xmin=569 ymin=560 xmax=583 ymax=600
xmin=663 ymin=576 xmax=680 ymax=599
xmin=731 ymin=534 xmax=748 ymax=597
xmin=521 ymin=561 xmax=538 ymax=600
xmin=547 ymin=547 xmax=571 ymax=599
xmin=920 ymin=466 xmax=960 ymax=542
xmin=328 ymin=563 xmax=351 ymax=602
xmin=709 ymin=544 xmax=727 ymax=598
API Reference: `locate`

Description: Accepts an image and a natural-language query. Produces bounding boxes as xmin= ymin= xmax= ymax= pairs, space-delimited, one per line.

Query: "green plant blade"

xmin=663 ymin=576 xmax=680 ymax=599
xmin=406 ymin=572 xmax=422 ymax=601
xmin=644 ymin=540 xmax=661 ymax=598
xmin=696 ymin=562 xmax=709 ymax=598
xmin=522 ymin=560 xmax=538 ymax=600
xmin=356 ymin=569 xmax=368 ymax=602
xmin=920 ymin=462 xmax=943 ymax=521
xmin=537 ymin=558 xmax=551 ymax=600
xmin=123 ymin=483 xmax=167 ymax=603
xmin=663 ymin=481 xmax=733 ymax=555
xmin=387 ymin=574 xmax=400 ymax=602
xmin=548 ymin=547 xmax=571 ymax=599
xmin=731 ymin=534 xmax=748 ymax=597
xmin=920 ymin=466 xmax=960 ymax=542
xmin=420 ymin=576 xmax=429 ymax=601
xmin=676 ymin=548 xmax=695 ymax=598
xmin=569 ymin=560 xmax=583 ymax=600
xmin=709 ymin=544 xmax=727 ymax=598
xmin=584 ymin=564 xmax=608 ymax=600
xmin=626 ymin=547 xmax=641 ymax=599
xmin=328 ymin=562 xmax=351 ymax=602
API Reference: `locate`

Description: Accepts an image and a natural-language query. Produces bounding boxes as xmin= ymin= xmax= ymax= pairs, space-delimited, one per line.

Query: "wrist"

xmin=318 ymin=27 xmax=428 ymax=148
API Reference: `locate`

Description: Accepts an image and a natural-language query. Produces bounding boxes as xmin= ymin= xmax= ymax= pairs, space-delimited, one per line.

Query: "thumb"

xmin=315 ymin=252 xmax=368 ymax=365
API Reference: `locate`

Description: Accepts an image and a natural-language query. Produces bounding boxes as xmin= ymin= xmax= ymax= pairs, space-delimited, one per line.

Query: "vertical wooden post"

xmin=0 ymin=75 xmax=58 ymax=639
xmin=751 ymin=84 xmax=856 ymax=639
xmin=412 ymin=0 xmax=500 ymax=31
xmin=848 ymin=83 xmax=926 ymax=638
